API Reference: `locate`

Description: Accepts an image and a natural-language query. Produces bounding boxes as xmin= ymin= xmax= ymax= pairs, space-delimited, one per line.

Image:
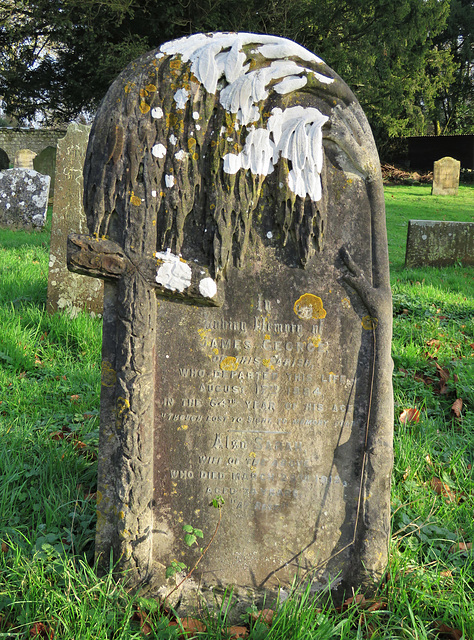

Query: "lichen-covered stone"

xmin=70 ymin=32 xmax=393 ymax=614
xmin=0 ymin=168 xmax=50 ymax=229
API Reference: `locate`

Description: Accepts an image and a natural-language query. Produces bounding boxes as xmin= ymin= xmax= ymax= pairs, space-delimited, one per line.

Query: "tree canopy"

xmin=0 ymin=0 xmax=471 ymax=146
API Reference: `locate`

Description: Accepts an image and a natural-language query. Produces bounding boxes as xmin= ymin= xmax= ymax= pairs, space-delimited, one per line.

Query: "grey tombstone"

xmin=0 ymin=168 xmax=50 ymax=229
xmin=47 ymin=124 xmax=103 ymax=315
xmin=34 ymin=146 xmax=57 ymax=200
xmin=405 ymin=219 xmax=474 ymax=267
xmin=0 ymin=148 xmax=9 ymax=170
xmin=14 ymin=148 xmax=37 ymax=169
xmin=431 ymin=156 xmax=461 ymax=196
xmin=68 ymin=32 xmax=393 ymax=611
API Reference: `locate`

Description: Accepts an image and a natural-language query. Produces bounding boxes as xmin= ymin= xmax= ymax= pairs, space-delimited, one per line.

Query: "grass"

xmin=0 ymin=193 xmax=473 ymax=638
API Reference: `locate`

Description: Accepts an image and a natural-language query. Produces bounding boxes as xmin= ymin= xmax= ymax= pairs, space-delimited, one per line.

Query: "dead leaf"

xmin=250 ymin=609 xmax=274 ymax=625
xmin=434 ymin=621 xmax=463 ymax=640
xmin=228 ymin=626 xmax=248 ymax=639
xmin=70 ymin=394 xmax=80 ymax=403
xmin=169 ymin=617 xmax=207 ymax=638
xmin=131 ymin=609 xmax=152 ymax=636
xmin=430 ymin=477 xmax=456 ymax=502
xmin=434 ymin=362 xmax=450 ymax=384
xmin=451 ymin=398 xmax=463 ymax=419
xmin=449 ymin=541 xmax=472 ymax=554
xmin=399 ymin=408 xmax=420 ymax=424
xmin=440 ymin=570 xmax=453 ymax=578
xmin=29 ymin=622 xmax=54 ymax=639
xmin=1 ymin=542 xmax=8 ymax=553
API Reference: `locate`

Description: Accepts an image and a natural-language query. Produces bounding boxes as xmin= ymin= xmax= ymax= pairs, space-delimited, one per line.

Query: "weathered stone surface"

xmin=431 ymin=156 xmax=460 ymax=196
xmin=405 ymin=219 xmax=474 ymax=267
xmin=0 ymin=168 xmax=50 ymax=229
xmin=34 ymin=146 xmax=57 ymax=199
xmin=69 ymin=32 xmax=393 ymax=611
xmin=14 ymin=148 xmax=36 ymax=169
xmin=47 ymin=124 xmax=103 ymax=315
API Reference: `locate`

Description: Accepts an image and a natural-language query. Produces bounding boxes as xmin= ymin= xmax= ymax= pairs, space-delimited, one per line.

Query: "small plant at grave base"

xmin=164 ymin=496 xmax=225 ymax=601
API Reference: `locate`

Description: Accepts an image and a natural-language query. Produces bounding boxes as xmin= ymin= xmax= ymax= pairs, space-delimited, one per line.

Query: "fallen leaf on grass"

xmin=1 ymin=542 xmax=8 ymax=553
xmin=399 ymin=408 xmax=420 ymax=424
xmin=430 ymin=477 xmax=457 ymax=502
xmin=70 ymin=394 xmax=80 ymax=403
xmin=29 ymin=622 xmax=54 ymax=639
xmin=449 ymin=542 xmax=472 ymax=554
xmin=228 ymin=626 xmax=248 ymax=639
xmin=169 ymin=617 xmax=207 ymax=638
xmin=250 ymin=609 xmax=274 ymax=626
xmin=434 ymin=621 xmax=463 ymax=640
xmin=131 ymin=608 xmax=152 ymax=636
xmin=451 ymin=398 xmax=463 ymax=419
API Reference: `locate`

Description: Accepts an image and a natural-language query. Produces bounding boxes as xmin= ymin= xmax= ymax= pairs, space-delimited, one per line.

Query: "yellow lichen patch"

xmin=309 ymin=335 xmax=322 ymax=348
xmin=145 ymin=83 xmax=157 ymax=92
xmin=187 ymin=137 xmax=197 ymax=150
xmin=341 ymin=297 xmax=351 ymax=309
xmin=139 ymin=101 xmax=150 ymax=114
xmin=170 ymin=59 xmax=181 ymax=70
xmin=177 ymin=424 xmax=189 ymax=431
xmin=96 ymin=490 xmax=103 ymax=505
xmin=130 ymin=192 xmax=142 ymax=206
xmin=212 ymin=348 xmax=219 ymax=355
xmin=193 ymin=152 xmax=199 ymax=160
xmin=293 ymin=294 xmax=327 ymax=320
xmin=117 ymin=396 xmax=130 ymax=415
xmin=139 ymin=88 xmax=149 ymax=98
xmin=124 ymin=82 xmax=135 ymax=94
xmin=101 ymin=360 xmax=116 ymax=387
xmin=249 ymin=452 xmax=256 ymax=458
xmin=118 ymin=511 xmax=125 ymax=519
xmin=220 ymin=356 xmax=239 ymax=371
xmin=190 ymin=73 xmax=200 ymax=84
xmin=262 ymin=358 xmax=271 ymax=368
xmin=361 ymin=315 xmax=379 ymax=330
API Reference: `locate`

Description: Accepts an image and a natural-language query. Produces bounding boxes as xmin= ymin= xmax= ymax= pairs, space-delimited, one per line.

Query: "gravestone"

xmin=14 ymin=148 xmax=36 ymax=169
xmin=47 ymin=124 xmax=103 ymax=315
xmin=405 ymin=219 xmax=474 ymax=267
xmin=68 ymin=32 xmax=393 ymax=611
xmin=0 ymin=168 xmax=50 ymax=229
xmin=0 ymin=148 xmax=9 ymax=170
xmin=34 ymin=146 xmax=57 ymax=200
xmin=431 ymin=156 xmax=460 ymax=195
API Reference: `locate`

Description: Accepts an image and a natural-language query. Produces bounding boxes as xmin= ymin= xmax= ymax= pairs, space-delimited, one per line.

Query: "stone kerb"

xmin=0 ymin=168 xmax=50 ymax=229
xmin=47 ymin=123 xmax=103 ymax=315
xmin=67 ymin=32 xmax=393 ymax=615
xmin=431 ymin=156 xmax=461 ymax=196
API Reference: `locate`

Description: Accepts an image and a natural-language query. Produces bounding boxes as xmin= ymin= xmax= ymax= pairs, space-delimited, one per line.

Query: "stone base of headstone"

xmin=405 ymin=219 xmax=474 ymax=267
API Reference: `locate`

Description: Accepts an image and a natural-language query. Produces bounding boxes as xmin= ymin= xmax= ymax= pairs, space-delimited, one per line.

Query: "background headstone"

xmin=47 ymin=123 xmax=103 ymax=315
xmin=0 ymin=168 xmax=50 ymax=229
xmin=431 ymin=156 xmax=461 ymax=195
xmin=68 ymin=32 xmax=393 ymax=612
xmin=34 ymin=146 xmax=57 ymax=200
xmin=405 ymin=219 xmax=474 ymax=267
xmin=0 ymin=148 xmax=9 ymax=170
xmin=14 ymin=148 xmax=37 ymax=169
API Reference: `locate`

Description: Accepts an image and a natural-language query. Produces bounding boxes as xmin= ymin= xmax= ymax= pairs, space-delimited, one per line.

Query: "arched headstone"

xmin=14 ymin=148 xmax=36 ymax=169
xmin=0 ymin=148 xmax=9 ymax=170
xmin=34 ymin=146 xmax=57 ymax=198
xmin=68 ymin=32 xmax=393 ymax=612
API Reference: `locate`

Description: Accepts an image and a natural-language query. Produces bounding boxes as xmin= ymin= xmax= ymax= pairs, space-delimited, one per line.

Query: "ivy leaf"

xmin=194 ymin=529 xmax=204 ymax=538
xmin=182 ymin=524 xmax=194 ymax=534
xmin=184 ymin=533 xmax=197 ymax=546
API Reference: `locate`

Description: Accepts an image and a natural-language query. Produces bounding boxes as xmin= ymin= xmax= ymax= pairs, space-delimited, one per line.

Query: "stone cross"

xmin=68 ymin=32 xmax=393 ymax=611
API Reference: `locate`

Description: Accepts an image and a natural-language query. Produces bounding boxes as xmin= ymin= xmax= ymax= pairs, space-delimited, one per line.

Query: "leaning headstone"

xmin=0 ymin=168 xmax=50 ymax=229
xmin=431 ymin=156 xmax=460 ymax=195
xmin=14 ymin=148 xmax=36 ymax=169
xmin=47 ymin=124 xmax=103 ymax=315
xmin=34 ymin=146 xmax=57 ymax=200
xmin=405 ymin=219 xmax=474 ymax=267
xmin=68 ymin=32 xmax=393 ymax=612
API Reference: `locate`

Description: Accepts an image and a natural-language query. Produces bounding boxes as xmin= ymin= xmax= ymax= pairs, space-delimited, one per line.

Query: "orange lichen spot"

xmin=170 ymin=59 xmax=182 ymax=70
xmin=167 ymin=112 xmax=179 ymax=128
xmin=309 ymin=335 xmax=322 ymax=348
xmin=210 ymin=203 xmax=215 ymax=210
xmin=124 ymin=82 xmax=135 ymax=94
xmin=146 ymin=83 xmax=157 ymax=92
xmin=190 ymin=73 xmax=200 ymax=84
xmin=361 ymin=315 xmax=379 ymax=330
xmin=139 ymin=101 xmax=151 ymax=114
xmin=130 ymin=192 xmax=142 ymax=206
xmin=220 ymin=356 xmax=239 ymax=372
xmin=117 ymin=397 xmax=130 ymax=415
xmin=193 ymin=152 xmax=199 ymax=160
xmin=293 ymin=294 xmax=327 ymax=320
xmin=139 ymin=88 xmax=148 ymax=98
xmin=187 ymin=137 xmax=197 ymax=150
xmin=210 ymin=140 xmax=217 ymax=147
xmin=341 ymin=297 xmax=351 ymax=309
xmin=152 ymin=220 xmax=156 ymax=226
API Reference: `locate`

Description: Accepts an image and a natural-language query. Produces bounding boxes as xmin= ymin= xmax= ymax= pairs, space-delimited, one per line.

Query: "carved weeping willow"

xmin=83 ymin=33 xmax=372 ymax=278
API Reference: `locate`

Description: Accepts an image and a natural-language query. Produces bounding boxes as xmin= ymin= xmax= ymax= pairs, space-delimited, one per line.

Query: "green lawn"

xmin=0 ymin=193 xmax=473 ymax=638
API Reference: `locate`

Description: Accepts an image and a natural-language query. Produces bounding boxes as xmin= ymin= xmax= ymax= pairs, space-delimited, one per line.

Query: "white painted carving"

xmin=199 ymin=277 xmax=217 ymax=298
xmin=152 ymin=107 xmax=164 ymax=119
xmin=155 ymin=249 xmax=192 ymax=292
xmin=165 ymin=174 xmax=175 ymax=188
xmin=175 ymin=150 xmax=186 ymax=161
xmin=157 ymin=33 xmax=331 ymax=201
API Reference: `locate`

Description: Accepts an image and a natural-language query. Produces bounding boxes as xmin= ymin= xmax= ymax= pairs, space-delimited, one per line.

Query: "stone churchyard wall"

xmin=0 ymin=128 xmax=66 ymax=168
xmin=68 ymin=32 xmax=393 ymax=615
xmin=47 ymin=123 xmax=103 ymax=315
